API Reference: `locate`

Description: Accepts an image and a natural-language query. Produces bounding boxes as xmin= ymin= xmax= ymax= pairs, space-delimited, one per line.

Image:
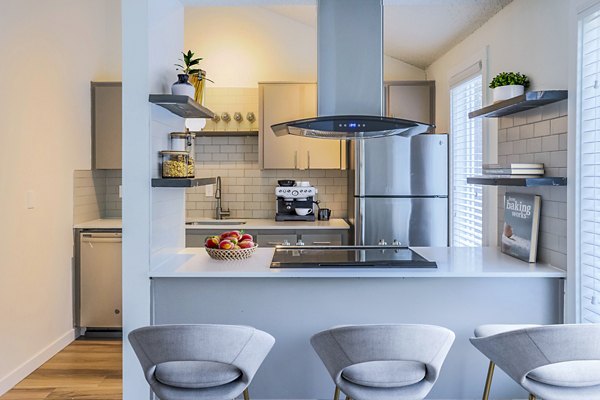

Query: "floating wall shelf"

xmin=152 ymin=177 xmax=216 ymax=188
xmin=194 ymin=130 xmax=258 ymax=137
xmin=466 ymin=176 xmax=567 ymax=187
xmin=468 ymin=90 xmax=568 ymax=119
xmin=149 ymin=95 xmax=215 ymax=119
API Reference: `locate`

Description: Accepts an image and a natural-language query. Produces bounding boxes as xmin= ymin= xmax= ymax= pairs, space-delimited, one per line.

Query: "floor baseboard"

xmin=0 ymin=329 xmax=75 ymax=396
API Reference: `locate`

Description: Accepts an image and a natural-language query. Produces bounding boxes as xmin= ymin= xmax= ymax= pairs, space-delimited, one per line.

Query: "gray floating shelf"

xmin=467 ymin=176 xmax=567 ymax=187
xmin=152 ymin=177 xmax=216 ymax=188
xmin=469 ymin=90 xmax=568 ymax=119
xmin=149 ymin=95 xmax=215 ymax=119
xmin=194 ymin=130 xmax=258 ymax=137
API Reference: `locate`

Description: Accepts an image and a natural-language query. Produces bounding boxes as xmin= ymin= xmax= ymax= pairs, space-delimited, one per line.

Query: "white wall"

xmin=426 ymin=0 xmax=569 ymax=133
xmin=0 ymin=0 xmax=121 ymax=394
xmin=184 ymin=6 xmax=425 ymax=87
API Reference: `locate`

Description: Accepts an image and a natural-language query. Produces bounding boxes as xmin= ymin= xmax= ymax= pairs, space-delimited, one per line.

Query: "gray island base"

xmin=150 ymin=247 xmax=565 ymax=400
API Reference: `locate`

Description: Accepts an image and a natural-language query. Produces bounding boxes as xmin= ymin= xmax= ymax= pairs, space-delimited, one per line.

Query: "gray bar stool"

xmin=129 ymin=324 xmax=275 ymax=400
xmin=471 ymin=324 xmax=600 ymax=400
xmin=473 ymin=324 xmax=540 ymax=400
xmin=311 ymin=324 xmax=455 ymax=400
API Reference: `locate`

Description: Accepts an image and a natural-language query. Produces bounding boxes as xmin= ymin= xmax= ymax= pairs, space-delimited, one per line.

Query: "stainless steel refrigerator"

xmin=350 ymin=133 xmax=448 ymax=247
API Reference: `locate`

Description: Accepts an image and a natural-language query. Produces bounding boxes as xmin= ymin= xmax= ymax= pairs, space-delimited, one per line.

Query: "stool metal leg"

xmin=333 ymin=386 xmax=340 ymax=400
xmin=482 ymin=361 xmax=495 ymax=400
xmin=345 ymin=396 xmax=352 ymax=400
xmin=528 ymin=395 xmax=536 ymax=400
xmin=243 ymin=388 xmax=250 ymax=400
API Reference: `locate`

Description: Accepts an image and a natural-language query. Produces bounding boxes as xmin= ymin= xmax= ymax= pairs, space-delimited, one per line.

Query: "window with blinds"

xmin=450 ymin=74 xmax=483 ymax=247
xmin=579 ymin=6 xmax=600 ymax=323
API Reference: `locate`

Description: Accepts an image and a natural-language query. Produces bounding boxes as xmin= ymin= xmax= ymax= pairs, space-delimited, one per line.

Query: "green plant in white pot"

xmin=489 ymin=72 xmax=530 ymax=103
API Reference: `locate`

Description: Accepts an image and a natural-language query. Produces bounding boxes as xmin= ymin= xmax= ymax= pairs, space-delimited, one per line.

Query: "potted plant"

xmin=172 ymin=50 xmax=213 ymax=103
xmin=489 ymin=72 xmax=530 ymax=103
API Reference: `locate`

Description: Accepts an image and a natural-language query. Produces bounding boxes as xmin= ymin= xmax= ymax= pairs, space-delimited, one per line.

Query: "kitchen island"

xmin=150 ymin=247 xmax=565 ymax=399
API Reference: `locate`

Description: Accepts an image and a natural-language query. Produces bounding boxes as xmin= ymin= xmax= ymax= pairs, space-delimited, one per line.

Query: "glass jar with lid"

xmin=160 ymin=151 xmax=192 ymax=178
xmin=169 ymin=130 xmax=196 ymax=177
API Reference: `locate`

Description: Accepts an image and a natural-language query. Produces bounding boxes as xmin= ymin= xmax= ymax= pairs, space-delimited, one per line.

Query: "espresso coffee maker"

xmin=275 ymin=180 xmax=316 ymax=221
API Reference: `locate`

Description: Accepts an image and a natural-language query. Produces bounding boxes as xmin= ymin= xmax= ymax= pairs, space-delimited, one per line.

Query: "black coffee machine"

xmin=275 ymin=180 xmax=316 ymax=221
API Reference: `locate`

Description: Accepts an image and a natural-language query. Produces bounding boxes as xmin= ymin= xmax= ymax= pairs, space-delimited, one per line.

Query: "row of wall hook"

xmin=212 ymin=112 xmax=256 ymax=124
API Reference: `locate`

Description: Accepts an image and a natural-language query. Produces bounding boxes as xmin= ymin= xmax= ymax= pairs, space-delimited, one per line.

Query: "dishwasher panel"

xmin=80 ymin=232 xmax=122 ymax=328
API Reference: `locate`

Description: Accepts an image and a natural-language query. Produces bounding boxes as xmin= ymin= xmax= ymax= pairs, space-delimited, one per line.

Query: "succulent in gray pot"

xmin=489 ymin=72 xmax=530 ymax=103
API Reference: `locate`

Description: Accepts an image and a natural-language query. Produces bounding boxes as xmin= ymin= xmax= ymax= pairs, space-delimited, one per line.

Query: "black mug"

xmin=318 ymin=208 xmax=331 ymax=221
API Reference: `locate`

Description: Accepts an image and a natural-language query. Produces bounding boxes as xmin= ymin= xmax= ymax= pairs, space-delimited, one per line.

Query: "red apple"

xmin=228 ymin=230 xmax=241 ymax=240
xmin=222 ymin=236 xmax=238 ymax=245
xmin=238 ymin=240 xmax=255 ymax=249
xmin=240 ymin=233 xmax=253 ymax=242
xmin=205 ymin=236 xmax=220 ymax=249
xmin=219 ymin=240 xmax=234 ymax=250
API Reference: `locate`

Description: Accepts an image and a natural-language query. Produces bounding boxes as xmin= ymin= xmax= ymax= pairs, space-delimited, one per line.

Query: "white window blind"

xmin=450 ymin=74 xmax=483 ymax=247
xmin=579 ymin=7 xmax=600 ymax=323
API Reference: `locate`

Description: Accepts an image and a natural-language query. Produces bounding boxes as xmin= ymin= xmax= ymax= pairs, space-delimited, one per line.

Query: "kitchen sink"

xmin=186 ymin=220 xmax=247 ymax=226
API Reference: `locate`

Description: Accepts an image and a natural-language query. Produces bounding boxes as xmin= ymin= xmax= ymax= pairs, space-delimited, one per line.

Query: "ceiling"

xmin=183 ymin=0 xmax=514 ymax=69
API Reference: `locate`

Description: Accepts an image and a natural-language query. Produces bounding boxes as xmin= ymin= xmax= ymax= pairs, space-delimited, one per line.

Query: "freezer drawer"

xmin=355 ymin=197 xmax=448 ymax=246
xmin=356 ymin=134 xmax=448 ymax=196
xmin=80 ymin=232 xmax=122 ymax=328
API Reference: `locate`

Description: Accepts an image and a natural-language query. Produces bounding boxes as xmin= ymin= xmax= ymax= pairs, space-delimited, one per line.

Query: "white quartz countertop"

xmin=185 ymin=218 xmax=350 ymax=230
xmin=150 ymin=246 xmax=566 ymax=278
xmin=74 ymin=218 xmax=122 ymax=229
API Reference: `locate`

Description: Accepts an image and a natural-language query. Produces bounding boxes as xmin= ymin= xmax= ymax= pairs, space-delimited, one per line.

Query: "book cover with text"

xmin=501 ymin=193 xmax=541 ymax=263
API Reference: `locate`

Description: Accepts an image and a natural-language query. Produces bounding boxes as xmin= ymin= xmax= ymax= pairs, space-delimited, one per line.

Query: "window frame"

xmin=576 ymin=2 xmax=600 ymax=323
xmin=449 ymin=72 xmax=485 ymax=247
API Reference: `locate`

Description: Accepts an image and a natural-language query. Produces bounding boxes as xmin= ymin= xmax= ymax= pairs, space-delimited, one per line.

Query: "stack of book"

xmin=483 ymin=163 xmax=544 ymax=176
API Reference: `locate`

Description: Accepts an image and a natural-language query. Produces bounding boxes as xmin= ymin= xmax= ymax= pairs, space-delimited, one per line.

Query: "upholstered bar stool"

xmin=473 ymin=324 xmax=540 ymax=400
xmin=471 ymin=324 xmax=600 ymax=400
xmin=129 ymin=324 xmax=275 ymax=400
xmin=310 ymin=324 xmax=455 ymax=400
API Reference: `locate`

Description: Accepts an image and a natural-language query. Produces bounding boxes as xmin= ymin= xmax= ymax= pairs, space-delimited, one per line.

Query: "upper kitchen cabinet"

xmin=259 ymin=83 xmax=342 ymax=170
xmin=385 ymin=81 xmax=435 ymax=128
xmin=92 ymin=82 xmax=122 ymax=169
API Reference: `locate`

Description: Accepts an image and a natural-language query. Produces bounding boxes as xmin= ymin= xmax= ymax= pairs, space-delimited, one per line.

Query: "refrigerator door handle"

xmin=356 ymin=139 xmax=365 ymax=197
xmin=354 ymin=198 xmax=366 ymax=245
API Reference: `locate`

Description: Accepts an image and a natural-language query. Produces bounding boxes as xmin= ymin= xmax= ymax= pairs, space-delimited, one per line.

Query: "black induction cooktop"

xmin=270 ymin=246 xmax=437 ymax=269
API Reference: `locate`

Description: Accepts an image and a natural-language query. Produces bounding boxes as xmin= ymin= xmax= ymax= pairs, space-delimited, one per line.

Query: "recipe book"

xmin=501 ymin=193 xmax=541 ymax=263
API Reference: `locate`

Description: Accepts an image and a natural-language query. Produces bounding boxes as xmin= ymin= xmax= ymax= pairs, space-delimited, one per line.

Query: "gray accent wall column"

xmin=317 ymin=0 xmax=383 ymax=116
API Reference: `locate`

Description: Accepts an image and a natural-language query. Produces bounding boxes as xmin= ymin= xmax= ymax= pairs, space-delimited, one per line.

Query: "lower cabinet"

xmin=300 ymin=234 xmax=343 ymax=246
xmin=256 ymin=234 xmax=298 ymax=247
xmin=186 ymin=229 xmax=348 ymax=247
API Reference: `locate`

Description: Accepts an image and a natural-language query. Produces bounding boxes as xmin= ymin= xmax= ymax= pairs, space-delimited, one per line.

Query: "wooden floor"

xmin=0 ymin=340 xmax=122 ymax=400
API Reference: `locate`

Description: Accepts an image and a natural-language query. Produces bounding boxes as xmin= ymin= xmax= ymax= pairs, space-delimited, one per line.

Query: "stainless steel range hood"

xmin=272 ymin=115 xmax=430 ymax=139
xmin=272 ymin=0 xmax=433 ymax=140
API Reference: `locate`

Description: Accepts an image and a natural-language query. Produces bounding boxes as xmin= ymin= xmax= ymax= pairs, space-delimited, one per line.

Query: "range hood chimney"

xmin=272 ymin=0 xmax=432 ymax=139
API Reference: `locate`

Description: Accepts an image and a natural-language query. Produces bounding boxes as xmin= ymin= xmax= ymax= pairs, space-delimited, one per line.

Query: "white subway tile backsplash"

xmin=533 ymin=120 xmax=550 ymax=137
xmin=188 ymin=138 xmax=348 ymax=219
xmin=542 ymin=135 xmax=559 ymax=152
xmin=496 ymin=102 xmax=567 ymax=269
xmin=73 ymin=169 xmax=122 ymax=223
xmin=551 ymin=116 xmax=568 ymax=135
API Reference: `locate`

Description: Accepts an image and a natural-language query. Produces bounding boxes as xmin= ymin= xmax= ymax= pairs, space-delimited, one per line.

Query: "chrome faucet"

xmin=215 ymin=176 xmax=231 ymax=220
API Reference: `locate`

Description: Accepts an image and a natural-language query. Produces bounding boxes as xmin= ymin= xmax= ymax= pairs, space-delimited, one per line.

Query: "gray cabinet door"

xmin=256 ymin=234 xmax=298 ymax=247
xmin=93 ymin=82 xmax=122 ymax=169
xmin=300 ymin=233 xmax=343 ymax=246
